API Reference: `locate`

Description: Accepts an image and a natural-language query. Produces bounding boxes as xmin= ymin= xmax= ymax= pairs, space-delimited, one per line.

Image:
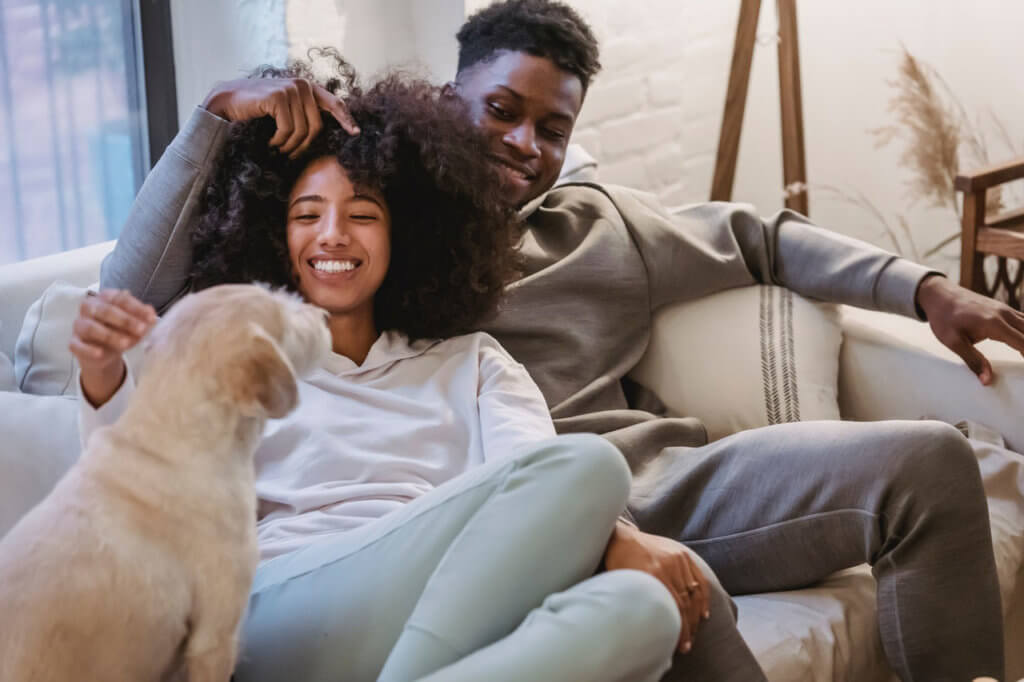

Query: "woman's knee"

xmin=522 ymin=434 xmax=632 ymax=517
xmin=600 ymin=569 xmax=681 ymax=655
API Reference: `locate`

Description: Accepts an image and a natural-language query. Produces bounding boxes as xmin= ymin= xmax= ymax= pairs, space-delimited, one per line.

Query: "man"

xmin=103 ymin=1 xmax=1022 ymax=679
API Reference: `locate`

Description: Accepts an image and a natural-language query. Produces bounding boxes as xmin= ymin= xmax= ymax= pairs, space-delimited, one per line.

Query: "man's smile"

xmin=488 ymin=155 xmax=538 ymax=183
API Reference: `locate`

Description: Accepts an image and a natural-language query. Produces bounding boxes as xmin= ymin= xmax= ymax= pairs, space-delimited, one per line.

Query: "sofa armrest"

xmin=838 ymin=305 xmax=1024 ymax=452
xmin=0 ymin=240 xmax=114 ymax=359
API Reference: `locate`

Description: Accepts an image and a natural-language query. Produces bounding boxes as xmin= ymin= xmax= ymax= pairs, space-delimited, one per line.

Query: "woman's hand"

xmin=69 ymin=289 xmax=157 ymax=408
xmin=604 ymin=521 xmax=710 ymax=654
xmin=202 ymin=77 xmax=360 ymax=159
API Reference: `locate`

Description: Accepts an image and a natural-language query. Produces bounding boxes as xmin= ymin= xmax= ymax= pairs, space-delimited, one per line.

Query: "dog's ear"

xmin=230 ymin=327 xmax=299 ymax=419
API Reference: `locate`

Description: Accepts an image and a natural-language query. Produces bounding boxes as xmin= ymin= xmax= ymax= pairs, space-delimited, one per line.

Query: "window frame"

xmin=137 ymin=0 xmax=178 ymax=169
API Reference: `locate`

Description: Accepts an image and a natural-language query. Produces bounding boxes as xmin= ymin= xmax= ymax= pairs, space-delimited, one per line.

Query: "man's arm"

xmin=100 ymin=107 xmax=230 ymax=312
xmin=604 ymin=186 xmax=1024 ymax=384
xmin=606 ymin=189 xmax=931 ymax=316
xmin=102 ymin=78 xmax=358 ymax=313
xmin=915 ymin=274 xmax=1024 ymax=385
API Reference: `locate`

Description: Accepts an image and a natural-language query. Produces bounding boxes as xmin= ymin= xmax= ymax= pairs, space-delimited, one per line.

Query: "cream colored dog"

xmin=0 ymin=284 xmax=331 ymax=682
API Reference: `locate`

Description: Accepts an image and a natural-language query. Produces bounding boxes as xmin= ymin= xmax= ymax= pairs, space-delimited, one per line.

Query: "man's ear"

xmin=228 ymin=326 xmax=299 ymax=419
xmin=441 ymin=81 xmax=458 ymax=99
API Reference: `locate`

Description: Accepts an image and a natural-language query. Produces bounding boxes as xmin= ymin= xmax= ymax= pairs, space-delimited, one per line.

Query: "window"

xmin=0 ymin=0 xmax=177 ymax=265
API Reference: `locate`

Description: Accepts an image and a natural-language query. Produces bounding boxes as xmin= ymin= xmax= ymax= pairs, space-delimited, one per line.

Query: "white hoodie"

xmin=79 ymin=330 xmax=555 ymax=562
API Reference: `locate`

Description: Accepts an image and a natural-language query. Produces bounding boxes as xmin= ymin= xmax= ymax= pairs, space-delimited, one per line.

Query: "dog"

xmin=0 ymin=284 xmax=331 ymax=682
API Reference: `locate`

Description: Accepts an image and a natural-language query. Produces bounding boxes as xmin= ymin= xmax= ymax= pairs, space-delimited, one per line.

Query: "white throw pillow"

xmin=630 ymin=285 xmax=842 ymax=441
xmin=14 ymin=281 xmax=147 ymax=396
xmin=14 ymin=281 xmax=94 ymax=395
xmin=960 ymin=421 xmax=1024 ymax=615
xmin=0 ymin=322 xmax=15 ymax=392
xmin=0 ymin=392 xmax=80 ymax=538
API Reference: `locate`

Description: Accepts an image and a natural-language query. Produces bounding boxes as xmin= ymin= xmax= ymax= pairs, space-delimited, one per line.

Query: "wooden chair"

xmin=956 ymin=157 xmax=1024 ymax=310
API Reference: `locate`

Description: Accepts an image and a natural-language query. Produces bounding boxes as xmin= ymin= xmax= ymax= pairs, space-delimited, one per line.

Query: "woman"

xmin=70 ymin=54 xmax=683 ymax=681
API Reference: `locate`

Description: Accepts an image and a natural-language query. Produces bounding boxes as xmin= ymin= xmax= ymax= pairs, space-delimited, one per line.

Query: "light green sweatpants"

xmin=234 ymin=434 xmax=681 ymax=682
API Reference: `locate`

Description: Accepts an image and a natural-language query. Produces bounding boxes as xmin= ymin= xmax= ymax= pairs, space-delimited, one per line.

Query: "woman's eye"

xmin=541 ymin=128 xmax=566 ymax=140
xmin=350 ymin=214 xmax=377 ymax=221
xmin=293 ymin=214 xmax=319 ymax=221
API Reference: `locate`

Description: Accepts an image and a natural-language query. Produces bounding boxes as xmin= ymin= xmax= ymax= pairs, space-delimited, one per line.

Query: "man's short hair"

xmin=456 ymin=0 xmax=601 ymax=91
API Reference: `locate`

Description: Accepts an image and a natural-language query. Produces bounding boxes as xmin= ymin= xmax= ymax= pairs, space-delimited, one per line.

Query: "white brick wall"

xmin=564 ymin=1 xmax=1024 ymax=277
xmin=565 ymin=1 xmax=735 ymax=206
xmin=178 ymin=0 xmax=1024 ymax=274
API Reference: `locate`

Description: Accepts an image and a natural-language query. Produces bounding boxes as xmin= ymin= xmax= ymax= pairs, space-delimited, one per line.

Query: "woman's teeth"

xmin=313 ymin=260 xmax=358 ymax=273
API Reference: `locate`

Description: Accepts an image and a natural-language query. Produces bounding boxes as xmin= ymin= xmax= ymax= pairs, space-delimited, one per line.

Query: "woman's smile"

xmin=307 ymin=257 xmax=363 ymax=280
xmin=286 ymin=156 xmax=391 ymax=320
xmin=310 ymin=258 xmax=361 ymax=274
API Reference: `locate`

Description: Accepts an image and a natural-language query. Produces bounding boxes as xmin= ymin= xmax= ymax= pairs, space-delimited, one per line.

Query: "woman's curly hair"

xmin=191 ymin=49 xmax=521 ymax=341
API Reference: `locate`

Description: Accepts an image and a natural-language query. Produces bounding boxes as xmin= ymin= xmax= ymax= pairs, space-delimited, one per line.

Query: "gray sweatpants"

xmin=630 ymin=419 xmax=1004 ymax=682
xmin=234 ymin=434 xmax=680 ymax=682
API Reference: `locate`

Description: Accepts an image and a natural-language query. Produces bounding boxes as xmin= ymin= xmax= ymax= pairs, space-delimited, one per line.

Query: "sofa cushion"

xmin=839 ymin=304 xmax=1024 ymax=454
xmin=970 ymin=428 xmax=1024 ymax=615
xmin=630 ymin=285 xmax=842 ymax=441
xmin=0 ymin=240 xmax=114 ymax=360
xmin=14 ymin=281 xmax=94 ymax=395
xmin=14 ymin=281 xmax=148 ymax=396
xmin=0 ymin=323 xmax=15 ymax=391
xmin=0 ymin=392 xmax=80 ymax=538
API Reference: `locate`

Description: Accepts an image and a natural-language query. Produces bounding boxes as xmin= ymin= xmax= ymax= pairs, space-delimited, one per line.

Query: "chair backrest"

xmin=956 ymin=157 xmax=1024 ymax=310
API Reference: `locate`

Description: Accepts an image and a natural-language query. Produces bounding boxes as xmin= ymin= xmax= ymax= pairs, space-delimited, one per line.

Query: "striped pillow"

xmin=631 ymin=285 xmax=842 ymax=441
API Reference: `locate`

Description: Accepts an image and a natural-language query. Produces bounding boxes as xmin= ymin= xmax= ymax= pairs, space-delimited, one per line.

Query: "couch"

xmin=1 ymin=240 xmax=1022 ymax=681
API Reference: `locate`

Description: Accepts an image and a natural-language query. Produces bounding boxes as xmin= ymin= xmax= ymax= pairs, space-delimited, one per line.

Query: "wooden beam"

xmin=977 ymin=227 xmax=1024 ymax=261
xmin=960 ymin=190 xmax=987 ymax=291
xmin=954 ymin=156 xmax=1024 ymax=193
xmin=777 ymin=0 xmax=808 ymax=215
xmin=987 ymin=206 xmax=1024 ymax=231
xmin=711 ymin=0 xmax=762 ymax=202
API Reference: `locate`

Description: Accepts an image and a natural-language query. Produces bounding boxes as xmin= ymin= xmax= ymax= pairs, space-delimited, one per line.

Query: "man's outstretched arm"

xmin=915 ymin=274 xmax=1024 ymax=385
xmin=603 ymin=185 xmax=1024 ymax=385
xmin=101 ymin=78 xmax=357 ymax=312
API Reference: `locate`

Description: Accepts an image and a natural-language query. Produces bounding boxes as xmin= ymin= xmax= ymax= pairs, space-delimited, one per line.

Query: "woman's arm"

xmin=69 ymin=289 xmax=154 ymax=447
xmin=476 ymin=336 xmax=557 ymax=461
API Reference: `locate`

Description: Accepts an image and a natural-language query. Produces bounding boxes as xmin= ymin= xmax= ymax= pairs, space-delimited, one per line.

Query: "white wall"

xmin=561 ymin=0 xmax=1024 ymax=275
xmin=170 ymin=0 xmax=462 ymax=125
xmin=170 ymin=0 xmax=1024 ymax=275
xmin=169 ymin=0 xmax=289 ymax=126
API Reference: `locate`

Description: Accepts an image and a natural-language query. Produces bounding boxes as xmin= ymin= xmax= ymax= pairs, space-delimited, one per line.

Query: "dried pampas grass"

xmin=872 ymin=47 xmax=961 ymax=214
xmin=869 ymin=46 xmax=1019 ymax=259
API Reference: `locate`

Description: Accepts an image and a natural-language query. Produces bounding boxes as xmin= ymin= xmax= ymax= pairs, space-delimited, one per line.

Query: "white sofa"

xmin=1 ymin=240 xmax=1022 ymax=681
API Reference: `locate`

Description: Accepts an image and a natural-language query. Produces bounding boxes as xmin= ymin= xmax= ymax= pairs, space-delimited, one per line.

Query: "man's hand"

xmin=916 ymin=274 xmax=1024 ymax=385
xmin=202 ymin=78 xmax=359 ymax=159
xmin=604 ymin=521 xmax=710 ymax=653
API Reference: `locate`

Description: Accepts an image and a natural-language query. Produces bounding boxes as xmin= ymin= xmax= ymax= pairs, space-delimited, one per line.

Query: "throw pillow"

xmin=629 ymin=285 xmax=842 ymax=441
xmin=0 ymin=322 xmax=15 ymax=391
xmin=0 ymin=392 xmax=80 ymax=538
xmin=961 ymin=421 xmax=1024 ymax=614
xmin=13 ymin=281 xmax=147 ymax=396
xmin=14 ymin=281 xmax=93 ymax=395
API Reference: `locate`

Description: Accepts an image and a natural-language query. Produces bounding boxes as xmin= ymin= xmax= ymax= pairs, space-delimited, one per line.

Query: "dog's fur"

xmin=0 ymin=284 xmax=331 ymax=682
